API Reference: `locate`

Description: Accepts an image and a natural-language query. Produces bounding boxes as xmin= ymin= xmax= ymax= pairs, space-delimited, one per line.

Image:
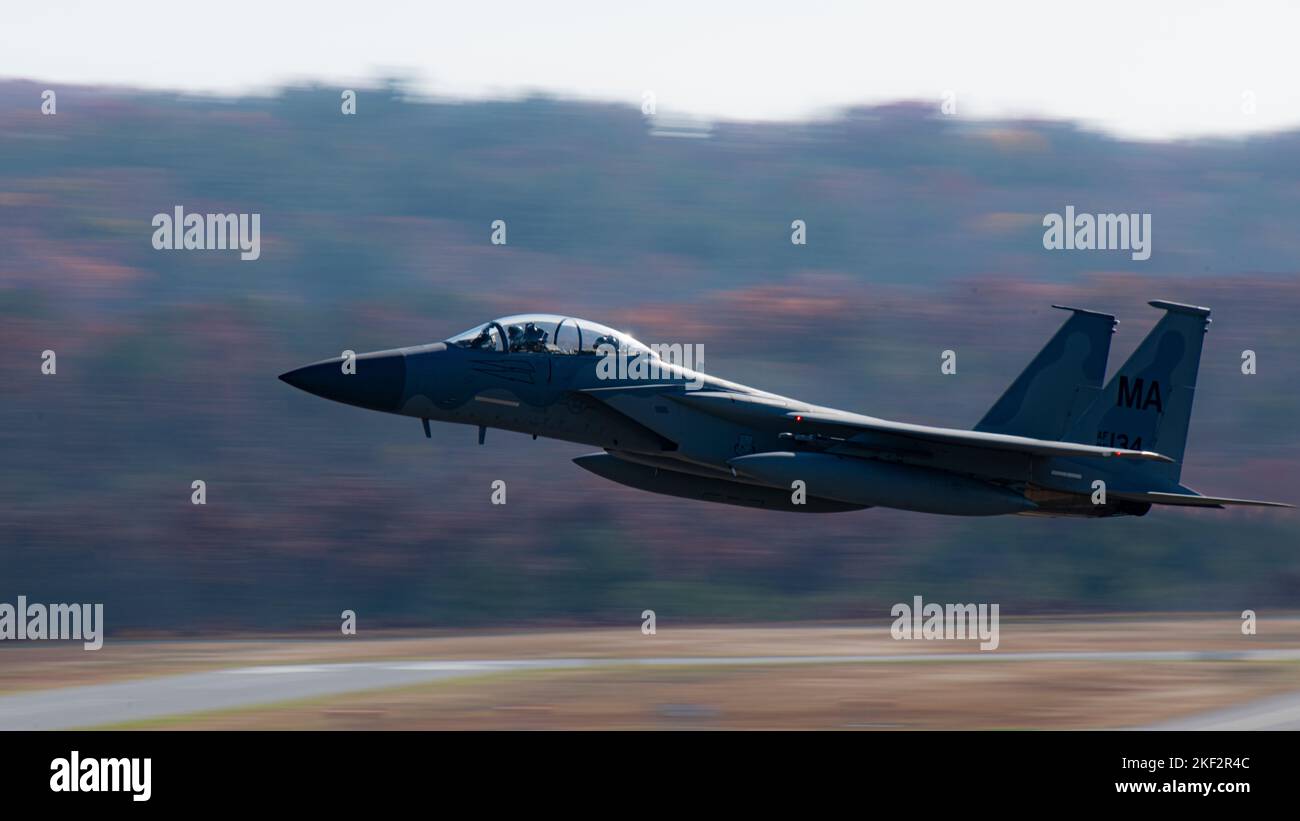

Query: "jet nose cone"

xmin=279 ymin=350 xmax=407 ymax=412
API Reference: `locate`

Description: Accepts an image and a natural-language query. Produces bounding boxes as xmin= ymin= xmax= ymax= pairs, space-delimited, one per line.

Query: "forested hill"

xmin=2 ymin=79 xmax=1297 ymax=631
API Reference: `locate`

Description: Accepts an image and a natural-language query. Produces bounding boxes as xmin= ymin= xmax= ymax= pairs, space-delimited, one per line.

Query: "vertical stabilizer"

xmin=974 ymin=305 xmax=1115 ymax=441
xmin=1065 ymin=300 xmax=1210 ymax=483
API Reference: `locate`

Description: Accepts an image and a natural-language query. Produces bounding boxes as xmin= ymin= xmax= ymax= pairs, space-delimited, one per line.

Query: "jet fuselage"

xmin=280 ymin=307 xmax=1290 ymax=517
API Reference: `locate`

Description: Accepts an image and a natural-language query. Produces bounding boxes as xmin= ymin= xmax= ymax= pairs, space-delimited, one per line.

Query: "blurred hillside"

xmin=1 ymin=79 xmax=1297 ymax=631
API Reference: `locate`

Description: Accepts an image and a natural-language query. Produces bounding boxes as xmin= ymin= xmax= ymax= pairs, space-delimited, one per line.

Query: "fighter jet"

xmin=279 ymin=302 xmax=1290 ymax=516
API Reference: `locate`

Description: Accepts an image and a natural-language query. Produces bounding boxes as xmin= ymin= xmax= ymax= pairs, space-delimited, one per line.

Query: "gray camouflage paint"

xmin=280 ymin=302 xmax=1288 ymax=517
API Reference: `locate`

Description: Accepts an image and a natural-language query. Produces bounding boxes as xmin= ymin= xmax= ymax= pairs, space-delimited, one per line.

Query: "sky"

xmin=5 ymin=0 xmax=1299 ymax=140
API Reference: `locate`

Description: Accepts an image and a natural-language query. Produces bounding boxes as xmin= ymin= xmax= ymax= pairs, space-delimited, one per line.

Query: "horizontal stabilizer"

xmin=1110 ymin=491 xmax=1293 ymax=509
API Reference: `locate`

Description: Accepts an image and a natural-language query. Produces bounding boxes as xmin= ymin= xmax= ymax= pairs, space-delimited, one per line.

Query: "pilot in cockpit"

xmin=520 ymin=322 xmax=549 ymax=352
xmin=506 ymin=324 xmax=524 ymax=351
xmin=467 ymin=327 xmax=496 ymax=349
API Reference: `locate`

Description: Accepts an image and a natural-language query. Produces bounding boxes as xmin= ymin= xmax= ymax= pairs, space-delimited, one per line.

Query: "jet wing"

xmin=657 ymin=390 xmax=1174 ymax=463
xmin=786 ymin=409 xmax=1175 ymax=463
xmin=1109 ymin=491 xmax=1293 ymax=509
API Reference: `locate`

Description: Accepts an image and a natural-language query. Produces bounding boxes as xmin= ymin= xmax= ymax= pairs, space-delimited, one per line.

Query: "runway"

xmin=1145 ymin=689 xmax=1300 ymax=730
xmin=4 ymin=647 xmax=1300 ymax=730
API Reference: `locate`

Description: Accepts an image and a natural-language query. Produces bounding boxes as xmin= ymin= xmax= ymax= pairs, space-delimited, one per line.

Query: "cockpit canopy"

xmin=447 ymin=314 xmax=652 ymax=356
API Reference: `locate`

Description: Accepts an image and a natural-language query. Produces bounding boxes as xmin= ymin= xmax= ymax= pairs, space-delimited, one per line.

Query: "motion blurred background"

xmin=1 ymin=2 xmax=1298 ymax=638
